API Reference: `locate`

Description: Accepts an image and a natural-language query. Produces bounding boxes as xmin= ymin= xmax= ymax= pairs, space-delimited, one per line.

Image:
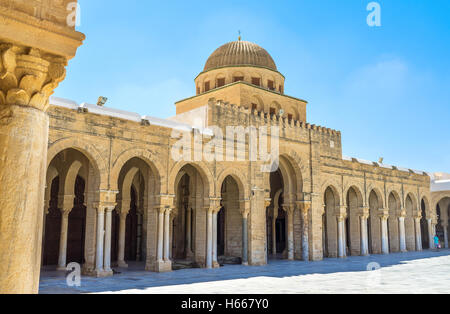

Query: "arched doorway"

xmin=112 ymin=157 xmax=151 ymax=269
xmin=218 ymin=176 xmax=244 ymax=265
xmin=345 ymin=187 xmax=363 ymax=256
xmin=388 ymin=192 xmax=400 ymax=252
xmin=66 ymin=176 xmax=86 ymax=265
xmin=405 ymin=194 xmax=417 ymax=251
xmin=368 ymin=190 xmax=382 ymax=254
xmin=268 ymin=170 xmax=286 ymax=258
xmin=420 ymin=199 xmax=430 ymax=249
xmin=42 ymin=148 xmax=91 ymax=269
xmin=172 ymin=164 xmax=210 ymax=269
xmin=267 ymin=155 xmax=303 ymax=261
xmin=323 ymin=186 xmax=339 ymax=258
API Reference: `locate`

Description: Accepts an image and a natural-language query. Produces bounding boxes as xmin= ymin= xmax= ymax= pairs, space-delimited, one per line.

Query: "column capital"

xmin=0 ymin=44 xmax=70 ymax=112
xmin=336 ymin=206 xmax=347 ymax=219
xmin=208 ymin=197 xmax=222 ymax=214
xmin=398 ymin=208 xmax=407 ymax=218
xmin=239 ymin=199 xmax=251 ymax=219
xmin=264 ymin=198 xmax=272 ymax=208
xmin=359 ymin=206 xmax=370 ymax=217
xmin=296 ymin=201 xmax=312 ymax=214
xmin=282 ymin=204 xmax=295 ymax=214
xmin=378 ymin=208 xmax=389 ymax=220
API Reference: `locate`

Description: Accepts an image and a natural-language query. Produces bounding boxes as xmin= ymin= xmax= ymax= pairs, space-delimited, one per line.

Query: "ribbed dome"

xmin=204 ymin=41 xmax=277 ymax=72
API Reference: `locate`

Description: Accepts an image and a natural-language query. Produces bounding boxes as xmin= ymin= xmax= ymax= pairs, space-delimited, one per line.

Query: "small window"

xmin=204 ymin=81 xmax=210 ymax=92
xmin=217 ymin=78 xmax=225 ymax=88
xmin=233 ymin=76 xmax=244 ymax=82
xmin=252 ymin=77 xmax=261 ymax=86
xmin=270 ymin=108 xmax=276 ymax=116
xmin=268 ymin=80 xmax=275 ymax=90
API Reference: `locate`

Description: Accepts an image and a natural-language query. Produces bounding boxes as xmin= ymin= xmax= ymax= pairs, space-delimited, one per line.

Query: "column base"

xmin=117 ymin=261 xmax=129 ymax=268
xmin=83 ymin=269 xmax=113 ymax=278
xmin=212 ymin=261 xmax=220 ymax=269
xmin=242 ymin=262 xmax=249 ymax=266
xmin=400 ymin=249 xmax=408 ymax=253
xmin=146 ymin=260 xmax=172 ymax=272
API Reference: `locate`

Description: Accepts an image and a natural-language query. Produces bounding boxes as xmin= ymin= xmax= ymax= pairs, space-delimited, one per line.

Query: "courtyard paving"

xmin=39 ymin=250 xmax=450 ymax=294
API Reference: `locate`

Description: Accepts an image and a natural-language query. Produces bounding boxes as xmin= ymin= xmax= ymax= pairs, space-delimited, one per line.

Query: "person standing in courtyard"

xmin=434 ymin=235 xmax=441 ymax=250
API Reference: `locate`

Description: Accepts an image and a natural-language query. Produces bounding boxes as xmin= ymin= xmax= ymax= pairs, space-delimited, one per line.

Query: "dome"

xmin=204 ymin=40 xmax=278 ymax=72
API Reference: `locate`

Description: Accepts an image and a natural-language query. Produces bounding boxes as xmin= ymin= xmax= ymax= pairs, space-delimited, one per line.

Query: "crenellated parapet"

xmin=208 ymin=97 xmax=341 ymax=137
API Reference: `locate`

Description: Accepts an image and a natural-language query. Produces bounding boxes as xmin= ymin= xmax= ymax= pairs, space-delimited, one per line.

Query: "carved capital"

xmin=359 ymin=206 xmax=370 ymax=219
xmin=239 ymin=199 xmax=251 ymax=219
xmin=264 ymin=198 xmax=272 ymax=208
xmin=297 ymin=201 xmax=311 ymax=215
xmin=0 ymin=44 xmax=69 ymax=112
xmin=378 ymin=208 xmax=390 ymax=220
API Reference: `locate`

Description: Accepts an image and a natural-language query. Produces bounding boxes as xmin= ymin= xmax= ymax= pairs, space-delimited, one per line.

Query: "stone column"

xmin=427 ymin=218 xmax=434 ymax=249
xmin=415 ymin=217 xmax=422 ymax=251
xmin=0 ymin=3 xmax=84 ymax=294
xmin=57 ymin=209 xmax=71 ymax=271
xmin=163 ymin=208 xmax=172 ymax=262
xmin=212 ymin=207 xmax=220 ymax=268
xmin=337 ymin=207 xmax=347 ymax=258
xmin=240 ymin=201 xmax=250 ymax=266
xmin=299 ymin=202 xmax=311 ymax=261
xmin=398 ymin=209 xmax=407 ymax=252
xmin=380 ymin=211 xmax=389 ymax=255
xmin=103 ymin=207 xmax=114 ymax=273
xmin=272 ymin=205 xmax=278 ymax=256
xmin=94 ymin=206 xmax=105 ymax=276
xmin=443 ymin=224 xmax=449 ymax=249
xmin=283 ymin=205 xmax=295 ymax=261
xmin=157 ymin=207 xmax=164 ymax=262
xmin=117 ymin=206 xmax=129 ymax=268
xmin=206 ymin=207 xmax=213 ymax=269
xmin=360 ymin=214 xmax=369 ymax=256
xmin=185 ymin=207 xmax=193 ymax=258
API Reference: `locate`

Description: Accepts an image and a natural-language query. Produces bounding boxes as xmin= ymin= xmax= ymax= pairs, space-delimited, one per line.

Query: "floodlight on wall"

xmin=97 ymin=96 xmax=108 ymax=107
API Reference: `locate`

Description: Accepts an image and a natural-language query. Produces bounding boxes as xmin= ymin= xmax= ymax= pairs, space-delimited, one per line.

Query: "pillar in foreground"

xmin=117 ymin=202 xmax=130 ymax=268
xmin=337 ymin=206 xmax=347 ymax=258
xmin=298 ymin=201 xmax=311 ymax=262
xmin=0 ymin=1 xmax=84 ymax=293
xmin=379 ymin=210 xmax=390 ymax=255
xmin=398 ymin=209 xmax=407 ymax=252
xmin=359 ymin=208 xmax=370 ymax=256
xmin=240 ymin=200 xmax=250 ymax=266
xmin=415 ymin=216 xmax=423 ymax=251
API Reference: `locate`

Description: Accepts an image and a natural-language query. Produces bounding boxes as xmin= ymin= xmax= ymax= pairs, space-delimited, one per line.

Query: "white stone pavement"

xmin=39 ymin=250 xmax=450 ymax=294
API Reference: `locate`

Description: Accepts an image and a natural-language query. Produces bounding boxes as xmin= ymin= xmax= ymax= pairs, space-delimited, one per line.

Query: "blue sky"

xmin=56 ymin=0 xmax=450 ymax=173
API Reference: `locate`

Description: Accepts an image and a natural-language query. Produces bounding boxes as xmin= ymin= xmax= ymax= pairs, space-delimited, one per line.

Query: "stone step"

xmin=172 ymin=260 xmax=199 ymax=271
xmin=218 ymin=256 xmax=242 ymax=265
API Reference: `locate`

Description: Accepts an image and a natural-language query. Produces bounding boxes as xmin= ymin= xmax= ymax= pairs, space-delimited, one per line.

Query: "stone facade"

xmin=41 ymin=39 xmax=436 ymax=281
xmin=0 ymin=1 xmax=444 ymax=295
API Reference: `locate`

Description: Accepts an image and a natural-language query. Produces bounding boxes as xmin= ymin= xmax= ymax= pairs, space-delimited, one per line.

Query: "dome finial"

xmin=238 ymin=30 xmax=241 ymax=41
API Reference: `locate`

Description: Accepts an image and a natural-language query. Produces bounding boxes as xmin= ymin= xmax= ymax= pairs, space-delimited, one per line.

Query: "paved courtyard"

xmin=39 ymin=250 xmax=450 ymax=294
